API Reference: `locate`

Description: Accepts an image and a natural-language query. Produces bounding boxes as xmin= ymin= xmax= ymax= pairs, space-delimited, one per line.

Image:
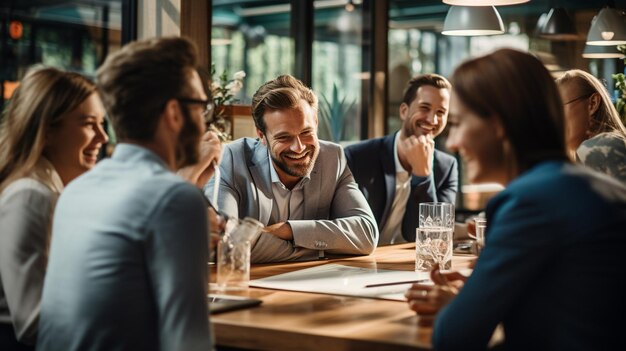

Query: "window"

xmin=1 ymin=0 xmax=129 ymax=108
xmin=312 ymin=0 xmax=366 ymax=143
xmin=211 ymin=0 xmax=294 ymax=104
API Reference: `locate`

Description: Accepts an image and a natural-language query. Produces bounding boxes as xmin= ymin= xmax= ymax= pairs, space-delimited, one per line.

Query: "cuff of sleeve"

xmin=287 ymin=220 xmax=316 ymax=248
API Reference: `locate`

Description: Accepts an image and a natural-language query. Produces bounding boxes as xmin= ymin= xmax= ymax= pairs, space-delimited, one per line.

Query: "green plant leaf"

xmin=318 ymin=83 xmax=355 ymax=142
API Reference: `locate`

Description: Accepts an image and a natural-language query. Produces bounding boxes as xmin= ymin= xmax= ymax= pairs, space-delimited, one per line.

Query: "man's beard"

xmin=268 ymin=140 xmax=319 ymax=178
xmin=402 ymin=121 xmax=415 ymax=138
xmin=176 ymin=106 xmax=202 ymax=169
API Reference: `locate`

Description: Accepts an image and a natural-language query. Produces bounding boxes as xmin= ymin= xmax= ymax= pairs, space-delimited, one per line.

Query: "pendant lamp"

xmin=443 ymin=0 xmax=529 ymax=5
xmin=442 ymin=6 xmax=505 ymax=36
xmin=586 ymin=7 xmax=626 ymax=46
xmin=538 ymin=7 xmax=578 ymax=40
xmin=582 ymin=44 xmax=625 ymax=58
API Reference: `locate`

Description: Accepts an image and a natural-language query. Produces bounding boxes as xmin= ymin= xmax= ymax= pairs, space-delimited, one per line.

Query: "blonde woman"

xmin=0 ymin=67 xmax=108 ymax=349
xmin=556 ymin=69 xmax=626 ymax=183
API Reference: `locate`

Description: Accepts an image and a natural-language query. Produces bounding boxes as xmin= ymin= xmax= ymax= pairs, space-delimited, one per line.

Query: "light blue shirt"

xmin=38 ymin=144 xmax=211 ymax=351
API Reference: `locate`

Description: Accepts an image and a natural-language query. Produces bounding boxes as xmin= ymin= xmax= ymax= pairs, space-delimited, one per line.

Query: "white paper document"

xmin=249 ymin=264 xmax=433 ymax=301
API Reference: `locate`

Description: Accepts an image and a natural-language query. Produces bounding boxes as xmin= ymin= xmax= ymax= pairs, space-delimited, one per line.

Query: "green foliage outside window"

xmin=611 ymin=45 xmax=626 ymax=125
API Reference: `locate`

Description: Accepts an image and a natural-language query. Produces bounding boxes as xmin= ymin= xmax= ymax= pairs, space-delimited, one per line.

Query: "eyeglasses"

xmin=177 ymin=98 xmax=215 ymax=123
xmin=563 ymin=93 xmax=593 ymax=106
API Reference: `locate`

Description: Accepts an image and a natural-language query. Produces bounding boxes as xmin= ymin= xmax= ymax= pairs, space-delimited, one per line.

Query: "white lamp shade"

xmin=582 ymin=44 xmax=625 ymax=58
xmin=443 ymin=0 xmax=529 ymax=6
xmin=586 ymin=8 xmax=626 ymax=46
xmin=442 ymin=6 xmax=505 ymax=36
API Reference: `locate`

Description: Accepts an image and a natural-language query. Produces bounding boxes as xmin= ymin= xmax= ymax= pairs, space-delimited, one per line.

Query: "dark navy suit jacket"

xmin=433 ymin=161 xmax=626 ymax=350
xmin=344 ymin=133 xmax=458 ymax=242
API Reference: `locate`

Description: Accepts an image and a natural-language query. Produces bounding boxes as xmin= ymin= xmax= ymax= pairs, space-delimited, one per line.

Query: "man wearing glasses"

xmin=38 ymin=37 xmax=215 ymax=351
xmin=205 ymin=74 xmax=379 ymax=263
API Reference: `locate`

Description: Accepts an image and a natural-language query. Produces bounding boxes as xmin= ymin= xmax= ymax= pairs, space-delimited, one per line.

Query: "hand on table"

xmin=178 ymin=131 xmax=223 ymax=188
xmin=405 ymin=264 xmax=467 ymax=326
xmin=264 ymin=222 xmax=294 ymax=241
xmin=398 ymin=134 xmax=434 ymax=177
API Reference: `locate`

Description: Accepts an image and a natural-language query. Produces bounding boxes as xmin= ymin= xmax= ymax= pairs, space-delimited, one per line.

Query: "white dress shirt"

xmin=379 ymin=132 xmax=412 ymax=245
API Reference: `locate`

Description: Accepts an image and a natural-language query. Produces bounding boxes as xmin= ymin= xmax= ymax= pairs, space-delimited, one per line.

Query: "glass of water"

xmin=216 ymin=217 xmax=264 ymax=290
xmin=415 ymin=202 xmax=455 ymax=271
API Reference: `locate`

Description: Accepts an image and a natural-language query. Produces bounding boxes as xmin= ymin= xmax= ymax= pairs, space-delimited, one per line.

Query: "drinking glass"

xmin=415 ymin=202 xmax=455 ymax=271
xmin=216 ymin=217 xmax=263 ymax=290
xmin=472 ymin=217 xmax=487 ymax=253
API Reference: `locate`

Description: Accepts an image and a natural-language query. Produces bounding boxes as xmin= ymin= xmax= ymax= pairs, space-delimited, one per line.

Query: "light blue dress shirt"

xmin=38 ymin=144 xmax=211 ymax=351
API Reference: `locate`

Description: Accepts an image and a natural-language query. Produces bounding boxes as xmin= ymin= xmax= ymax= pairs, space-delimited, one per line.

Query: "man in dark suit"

xmin=345 ymin=74 xmax=458 ymax=245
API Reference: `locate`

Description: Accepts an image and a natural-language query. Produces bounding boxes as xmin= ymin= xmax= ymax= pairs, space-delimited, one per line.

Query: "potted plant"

xmin=209 ymin=64 xmax=246 ymax=141
xmin=318 ymin=83 xmax=355 ymax=143
xmin=611 ymin=45 xmax=626 ymax=125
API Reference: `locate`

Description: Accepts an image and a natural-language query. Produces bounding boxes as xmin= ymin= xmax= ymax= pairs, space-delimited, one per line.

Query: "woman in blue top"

xmin=406 ymin=49 xmax=626 ymax=350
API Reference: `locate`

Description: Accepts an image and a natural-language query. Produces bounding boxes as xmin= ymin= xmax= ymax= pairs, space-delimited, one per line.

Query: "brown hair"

xmin=556 ymin=69 xmax=626 ymax=139
xmin=451 ymin=48 xmax=568 ymax=174
xmin=402 ymin=73 xmax=452 ymax=105
xmin=0 ymin=66 xmax=96 ymax=191
xmin=96 ymin=36 xmax=199 ymax=142
xmin=251 ymin=74 xmax=318 ymax=135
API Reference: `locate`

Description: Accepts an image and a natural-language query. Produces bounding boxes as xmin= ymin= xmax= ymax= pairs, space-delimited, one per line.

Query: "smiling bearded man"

xmin=204 ymin=75 xmax=378 ymax=263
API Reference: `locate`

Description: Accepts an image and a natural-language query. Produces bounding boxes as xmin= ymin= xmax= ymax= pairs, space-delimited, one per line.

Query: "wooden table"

xmin=209 ymin=243 xmax=475 ymax=351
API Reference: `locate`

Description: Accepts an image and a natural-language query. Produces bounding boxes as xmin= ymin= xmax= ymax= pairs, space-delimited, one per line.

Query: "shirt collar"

xmin=393 ymin=131 xmax=410 ymax=175
xmin=112 ymin=143 xmax=170 ymax=170
xmin=31 ymin=157 xmax=65 ymax=194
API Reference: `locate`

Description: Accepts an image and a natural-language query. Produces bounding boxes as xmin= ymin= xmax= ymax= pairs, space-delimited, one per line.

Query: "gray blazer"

xmin=205 ymin=138 xmax=379 ymax=263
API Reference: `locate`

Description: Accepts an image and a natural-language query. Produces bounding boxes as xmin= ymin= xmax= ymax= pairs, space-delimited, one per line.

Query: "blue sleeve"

xmin=433 ymin=192 xmax=557 ymax=350
xmin=146 ymin=183 xmax=211 ymax=351
xmin=409 ymin=155 xmax=458 ymax=204
xmin=438 ymin=157 xmax=458 ymax=204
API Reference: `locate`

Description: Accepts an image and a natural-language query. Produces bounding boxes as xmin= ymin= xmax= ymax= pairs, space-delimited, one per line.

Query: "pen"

xmin=211 ymin=160 xmax=220 ymax=211
xmin=364 ymin=279 xmax=428 ymax=288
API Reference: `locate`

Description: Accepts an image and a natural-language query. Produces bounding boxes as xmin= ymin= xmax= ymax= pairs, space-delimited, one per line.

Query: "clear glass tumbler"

xmin=415 ymin=202 xmax=455 ymax=271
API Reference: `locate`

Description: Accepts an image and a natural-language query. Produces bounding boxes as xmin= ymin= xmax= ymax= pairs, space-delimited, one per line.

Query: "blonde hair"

xmin=556 ymin=69 xmax=626 ymax=140
xmin=0 ymin=66 xmax=96 ymax=191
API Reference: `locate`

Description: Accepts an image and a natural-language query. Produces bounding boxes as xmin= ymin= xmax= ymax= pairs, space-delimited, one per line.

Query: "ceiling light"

xmin=586 ymin=7 xmax=626 ymax=46
xmin=582 ymin=44 xmax=625 ymax=58
xmin=538 ymin=7 xmax=578 ymax=40
xmin=345 ymin=0 xmax=355 ymax=12
xmin=443 ymin=0 xmax=529 ymax=6
xmin=442 ymin=6 xmax=504 ymax=36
